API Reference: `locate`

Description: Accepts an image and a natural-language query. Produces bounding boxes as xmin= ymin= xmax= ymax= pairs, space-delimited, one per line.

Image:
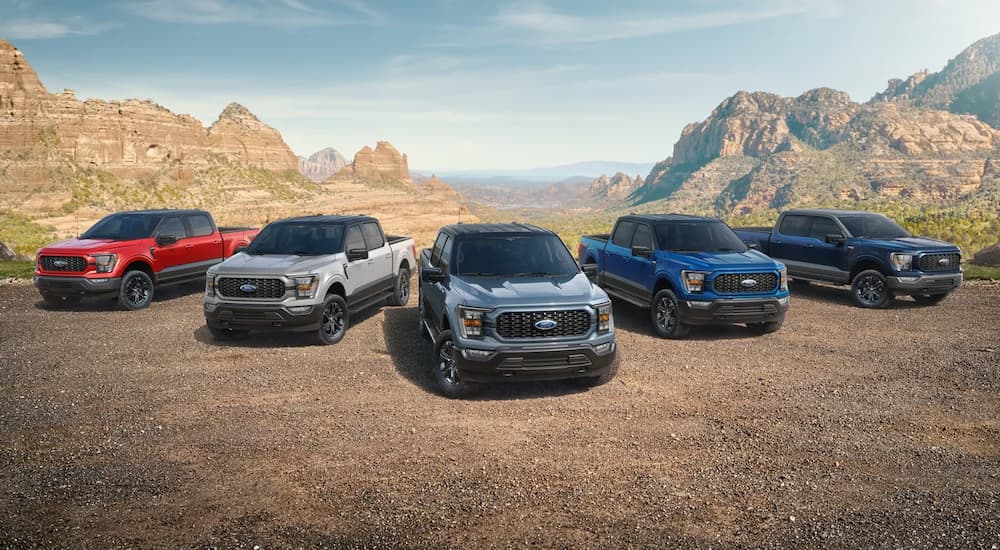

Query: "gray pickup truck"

xmin=418 ymin=223 xmax=618 ymax=398
xmin=204 ymin=214 xmax=415 ymax=344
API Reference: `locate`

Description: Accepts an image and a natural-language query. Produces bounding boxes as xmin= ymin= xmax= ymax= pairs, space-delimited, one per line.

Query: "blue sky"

xmin=3 ymin=0 xmax=999 ymax=171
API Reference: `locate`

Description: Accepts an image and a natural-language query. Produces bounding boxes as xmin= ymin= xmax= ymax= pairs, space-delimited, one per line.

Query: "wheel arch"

xmin=849 ymin=257 xmax=887 ymax=281
xmin=121 ymin=258 xmax=155 ymax=283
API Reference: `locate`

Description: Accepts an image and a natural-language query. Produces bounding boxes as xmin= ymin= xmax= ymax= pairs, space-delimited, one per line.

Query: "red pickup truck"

xmin=34 ymin=209 xmax=257 ymax=310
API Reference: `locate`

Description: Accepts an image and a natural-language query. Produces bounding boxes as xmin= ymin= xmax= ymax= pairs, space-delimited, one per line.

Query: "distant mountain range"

xmin=425 ymin=161 xmax=654 ymax=185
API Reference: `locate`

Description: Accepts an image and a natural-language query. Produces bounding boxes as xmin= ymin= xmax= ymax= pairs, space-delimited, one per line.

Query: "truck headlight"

xmin=205 ymin=274 xmax=216 ymax=297
xmin=890 ymin=253 xmax=913 ymax=272
xmin=681 ymin=271 xmax=707 ymax=293
xmin=779 ymin=267 xmax=788 ymax=291
xmin=596 ymin=301 xmax=612 ymax=333
xmin=458 ymin=306 xmax=489 ymax=338
xmin=93 ymin=254 xmax=117 ymax=273
xmin=294 ymin=275 xmax=318 ymax=299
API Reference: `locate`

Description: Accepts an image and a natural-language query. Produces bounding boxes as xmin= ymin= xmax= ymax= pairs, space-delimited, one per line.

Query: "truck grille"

xmin=495 ymin=310 xmax=591 ymax=339
xmin=39 ymin=256 xmax=87 ymax=272
xmin=713 ymin=272 xmax=778 ymax=294
xmin=919 ymin=253 xmax=960 ymax=272
xmin=217 ymin=277 xmax=286 ymax=299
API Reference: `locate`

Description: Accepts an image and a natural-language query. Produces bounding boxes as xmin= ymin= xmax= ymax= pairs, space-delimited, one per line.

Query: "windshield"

xmin=245 ymin=223 xmax=345 ymax=255
xmin=80 ymin=213 xmax=162 ymax=240
xmin=655 ymin=221 xmax=748 ymax=253
xmin=837 ymin=214 xmax=910 ymax=239
xmin=453 ymin=234 xmax=579 ymax=277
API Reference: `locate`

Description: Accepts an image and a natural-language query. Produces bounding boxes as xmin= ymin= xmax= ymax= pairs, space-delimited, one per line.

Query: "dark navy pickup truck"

xmin=579 ymin=214 xmax=789 ymax=338
xmin=735 ymin=208 xmax=962 ymax=308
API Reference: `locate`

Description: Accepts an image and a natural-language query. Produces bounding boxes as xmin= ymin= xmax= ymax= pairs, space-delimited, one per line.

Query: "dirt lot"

xmin=1 ymin=280 xmax=998 ymax=548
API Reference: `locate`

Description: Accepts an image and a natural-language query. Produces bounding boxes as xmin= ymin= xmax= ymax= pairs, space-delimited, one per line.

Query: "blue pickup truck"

xmin=734 ymin=208 xmax=963 ymax=308
xmin=579 ymin=214 xmax=789 ymax=338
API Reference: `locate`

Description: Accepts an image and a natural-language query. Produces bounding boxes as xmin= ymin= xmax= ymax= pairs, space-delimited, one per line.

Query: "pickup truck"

xmin=418 ymin=223 xmax=617 ymax=398
xmin=34 ymin=209 xmax=257 ymax=310
xmin=578 ymin=214 xmax=789 ymax=338
xmin=734 ymin=208 xmax=963 ymax=308
xmin=204 ymin=214 xmax=415 ymax=345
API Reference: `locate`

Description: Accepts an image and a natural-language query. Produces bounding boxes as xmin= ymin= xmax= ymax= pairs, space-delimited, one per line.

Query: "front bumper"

xmin=204 ymin=301 xmax=324 ymax=332
xmin=34 ymin=275 xmax=121 ymax=296
xmin=887 ymin=272 xmax=962 ymax=295
xmin=454 ymin=341 xmax=617 ymax=383
xmin=676 ymin=296 xmax=789 ymax=326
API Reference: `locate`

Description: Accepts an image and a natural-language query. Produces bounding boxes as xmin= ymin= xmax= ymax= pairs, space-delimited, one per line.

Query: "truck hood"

xmin=210 ymin=252 xmax=340 ymax=276
xmin=39 ymin=238 xmax=142 ymax=254
xmin=852 ymin=236 xmax=959 ymax=253
xmin=450 ymin=272 xmax=606 ymax=308
xmin=660 ymin=249 xmax=783 ymax=271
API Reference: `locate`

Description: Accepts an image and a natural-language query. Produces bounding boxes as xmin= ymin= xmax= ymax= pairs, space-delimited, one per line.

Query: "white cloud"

xmin=0 ymin=16 xmax=113 ymax=40
xmin=125 ymin=0 xmax=383 ymax=27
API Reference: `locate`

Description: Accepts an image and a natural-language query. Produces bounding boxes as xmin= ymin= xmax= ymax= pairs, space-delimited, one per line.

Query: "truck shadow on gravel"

xmin=34 ymin=281 xmax=205 ymax=312
xmin=382 ymin=307 xmax=590 ymax=400
xmin=610 ymin=299 xmax=762 ymax=340
xmin=193 ymin=307 xmax=382 ymax=348
xmin=788 ymin=281 xmax=926 ymax=308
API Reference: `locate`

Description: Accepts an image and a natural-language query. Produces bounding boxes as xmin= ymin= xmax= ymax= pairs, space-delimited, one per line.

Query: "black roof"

xmin=784 ymin=208 xmax=876 ymax=216
xmin=439 ymin=222 xmax=553 ymax=237
xmin=270 ymin=214 xmax=377 ymax=225
xmin=622 ymin=213 xmax=717 ymax=223
xmin=112 ymin=209 xmax=209 ymax=216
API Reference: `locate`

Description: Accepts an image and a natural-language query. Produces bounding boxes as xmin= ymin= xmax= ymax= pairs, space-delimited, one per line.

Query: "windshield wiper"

xmin=461 ymin=272 xmax=501 ymax=276
xmin=512 ymin=271 xmax=565 ymax=277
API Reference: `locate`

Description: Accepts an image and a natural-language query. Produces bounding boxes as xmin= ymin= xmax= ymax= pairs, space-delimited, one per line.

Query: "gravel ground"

xmin=1 ymin=280 xmax=998 ymax=548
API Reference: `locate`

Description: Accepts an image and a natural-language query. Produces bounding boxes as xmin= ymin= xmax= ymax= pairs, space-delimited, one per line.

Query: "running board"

xmin=605 ymin=287 xmax=650 ymax=309
xmin=349 ymin=290 xmax=394 ymax=314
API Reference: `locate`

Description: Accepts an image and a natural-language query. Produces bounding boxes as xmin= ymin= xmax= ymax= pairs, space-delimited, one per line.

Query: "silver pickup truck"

xmin=204 ymin=214 xmax=415 ymax=344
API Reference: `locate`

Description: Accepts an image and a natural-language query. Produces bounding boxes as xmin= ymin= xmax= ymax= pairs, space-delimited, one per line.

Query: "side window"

xmin=631 ymin=224 xmax=652 ymax=250
xmin=345 ymin=225 xmax=366 ymax=253
xmin=431 ymin=235 xmax=449 ymax=267
xmin=184 ymin=214 xmax=215 ymax=237
xmin=611 ymin=221 xmax=637 ymax=247
xmin=361 ymin=222 xmax=385 ymax=250
xmin=779 ymin=215 xmax=810 ymax=237
xmin=810 ymin=217 xmax=841 ymax=241
xmin=439 ymin=236 xmax=454 ymax=272
xmin=157 ymin=217 xmax=187 ymax=240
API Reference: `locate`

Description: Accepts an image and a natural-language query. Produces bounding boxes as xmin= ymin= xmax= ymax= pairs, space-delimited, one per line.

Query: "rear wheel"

xmin=119 ymin=270 xmax=154 ymax=310
xmin=316 ymin=294 xmax=349 ymax=345
xmin=913 ymin=293 xmax=948 ymax=305
xmin=432 ymin=330 xmax=479 ymax=398
xmin=651 ymin=289 xmax=690 ymax=339
xmin=43 ymin=295 xmax=81 ymax=307
xmin=851 ymin=270 xmax=892 ymax=308
xmin=388 ymin=267 xmax=410 ymax=306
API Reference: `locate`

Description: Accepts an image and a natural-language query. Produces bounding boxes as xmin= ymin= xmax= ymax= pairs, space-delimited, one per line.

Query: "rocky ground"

xmin=1 ymin=281 xmax=998 ymax=548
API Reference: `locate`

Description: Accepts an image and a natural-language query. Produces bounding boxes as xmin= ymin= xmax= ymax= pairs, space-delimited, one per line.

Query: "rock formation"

xmin=973 ymin=243 xmax=1000 ymax=266
xmin=331 ymin=141 xmax=410 ymax=181
xmin=589 ymin=172 xmax=643 ymax=201
xmin=298 ymin=147 xmax=348 ymax=181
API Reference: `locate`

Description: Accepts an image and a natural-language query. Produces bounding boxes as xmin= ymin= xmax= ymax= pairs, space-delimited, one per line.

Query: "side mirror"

xmin=581 ymin=263 xmax=598 ymax=282
xmin=631 ymin=245 xmax=653 ymax=258
xmin=347 ymin=248 xmax=369 ymax=261
xmin=155 ymin=235 xmax=177 ymax=247
xmin=421 ymin=265 xmax=447 ymax=283
xmin=744 ymin=240 xmax=760 ymax=250
xmin=825 ymin=234 xmax=846 ymax=245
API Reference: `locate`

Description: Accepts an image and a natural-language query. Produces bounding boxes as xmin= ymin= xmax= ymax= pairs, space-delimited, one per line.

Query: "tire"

xmin=388 ymin=267 xmax=411 ymax=307
xmin=651 ymin=289 xmax=690 ymax=339
xmin=43 ymin=295 xmax=81 ymax=307
xmin=573 ymin=355 xmax=619 ymax=387
xmin=432 ymin=330 xmax=479 ymax=398
xmin=316 ymin=294 xmax=350 ymax=345
xmin=913 ymin=293 xmax=949 ymax=305
xmin=209 ymin=327 xmax=249 ymax=340
xmin=851 ymin=269 xmax=893 ymax=308
xmin=119 ymin=270 xmax=154 ymax=310
xmin=748 ymin=320 xmax=783 ymax=334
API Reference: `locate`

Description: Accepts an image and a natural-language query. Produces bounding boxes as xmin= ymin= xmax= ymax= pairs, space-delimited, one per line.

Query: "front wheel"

xmin=651 ymin=289 xmax=690 ymax=339
xmin=316 ymin=294 xmax=350 ymax=345
xmin=851 ymin=270 xmax=892 ymax=309
xmin=432 ymin=330 xmax=479 ymax=398
xmin=913 ymin=293 xmax=949 ymax=305
xmin=119 ymin=270 xmax=154 ymax=310
xmin=388 ymin=267 xmax=410 ymax=306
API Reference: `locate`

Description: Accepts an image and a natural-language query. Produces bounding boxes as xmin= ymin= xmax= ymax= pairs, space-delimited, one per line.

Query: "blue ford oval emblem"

xmin=52 ymin=260 xmax=67 ymax=268
xmin=741 ymin=278 xmax=757 ymax=288
xmin=534 ymin=319 xmax=558 ymax=330
xmin=938 ymin=257 xmax=950 ymax=266
xmin=240 ymin=284 xmax=257 ymax=293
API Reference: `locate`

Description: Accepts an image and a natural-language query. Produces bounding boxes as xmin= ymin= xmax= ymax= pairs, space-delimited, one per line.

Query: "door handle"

xmin=806 ymin=244 xmax=815 ymax=248
xmin=773 ymin=240 xmax=783 ymax=245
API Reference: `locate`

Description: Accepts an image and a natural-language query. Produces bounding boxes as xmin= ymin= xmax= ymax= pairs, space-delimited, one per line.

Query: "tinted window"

xmin=185 ymin=214 xmax=214 ymax=237
xmin=654 ymin=221 xmax=747 ymax=253
xmin=80 ymin=213 xmax=162 ymax=240
xmin=439 ymin=235 xmax=454 ymax=271
xmin=431 ymin=233 xmax=448 ymax=266
xmin=344 ymin=225 xmax=366 ymax=253
xmin=157 ymin=217 xmax=187 ymax=240
xmin=454 ymin=234 xmax=579 ymax=277
xmin=837 ymin=214 xmax=910 ymax=239
xmin=612 ymin=221 xmax=637 ymax=247
xmin=810 ymin=217 xmax=842 ymax=240
xmin=779 ymin=215 xmax=811 ymax=237
xmin=361 ymin=222 xmax=384 ymax=250
xmin=632 ymin=224 xmax=652 ymax=249
xmin=245 ymin=223 xmax=345 ymax=255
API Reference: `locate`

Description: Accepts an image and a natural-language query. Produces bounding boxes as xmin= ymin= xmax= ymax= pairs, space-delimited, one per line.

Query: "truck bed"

xmin=733 ymin=226 xmax=772 ymax=233
xmin=387 ymin=235 xmax=411 ymax=245
xmin=218 ymin=226 xmax=255 ymax=233
xmin=582 ymin=234 xmax=610 ymax=243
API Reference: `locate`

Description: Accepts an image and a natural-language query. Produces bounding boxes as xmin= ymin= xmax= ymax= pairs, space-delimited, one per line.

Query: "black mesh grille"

xmin=217 ymin=277 xmax=286 ymax=299
xmin=713 ymin=272 xmax=778 ymax=294
xmin=919 ymin=253 xmax=960 ymax=272
xmin=495 ymin=310 xmax=591 ymax=339
xmin=40 ymin=256 xmax=87 ymax=272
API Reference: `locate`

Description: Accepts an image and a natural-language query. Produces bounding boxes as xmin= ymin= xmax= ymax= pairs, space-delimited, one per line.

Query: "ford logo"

xmin=534 ymin=319 xmax=558 ymax=331
xmin=938 ymin=257 xmax=951 ymax=266
xmin=240 ymin=284 xmax=257 ymax=293
xmin=740 ymin=278 xmax=758 ymax=288
xmin=52 ymin=260 xmax=67 ymax=268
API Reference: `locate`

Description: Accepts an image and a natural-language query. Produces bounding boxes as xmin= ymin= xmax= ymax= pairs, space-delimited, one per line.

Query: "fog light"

xmin=462 ymin=348 xmax=494 ymax=360
xmin=687 ymin=300 xmax=712 ymax=309
xmin=204 ymin=302 xmax=218 ymax=313
xmin=288 ymin=305 xmax=312 ymax=315
xmin=777 ymin=296 xmax=790 ymax=305
xmin=594 ymin=342 xmax=614 ymax=354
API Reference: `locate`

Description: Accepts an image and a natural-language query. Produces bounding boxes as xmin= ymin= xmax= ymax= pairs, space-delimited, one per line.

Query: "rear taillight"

xmin=577 ymin=243 xmax=584 ymax=261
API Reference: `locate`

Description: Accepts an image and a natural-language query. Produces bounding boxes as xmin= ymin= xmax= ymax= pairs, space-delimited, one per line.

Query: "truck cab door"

xmin=182 ymin=213 xmax=222 ymax=269
xmin=628 ymin=223 xmax=656 ymax=296
xmin=361 ymin=222 xmax=393 ymax=292
xmin=604 ymin=221 xmax=636 ymax=292
xmin=805 ymin=216 xmax=849 ymax=280
xmin=343 ymin=224 xmax=378 ymax=300
xmin=153 ymin=216 xmax=190 ymax=281
xmin=771 ymin=214 xmax=811 ymax=268
xmin=422 ymin=233 xmax=452 ymax=330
